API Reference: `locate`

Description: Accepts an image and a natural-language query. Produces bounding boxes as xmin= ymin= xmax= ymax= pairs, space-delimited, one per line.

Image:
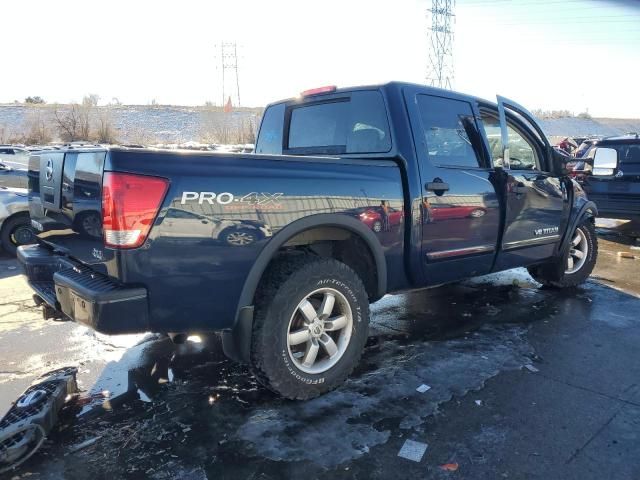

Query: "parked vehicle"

xmin=0 ymin=187 xmax=36 ymax=255
xmin=350 ymin=205 xmax=403 ymax=232
xmin=578 ymin=133 xmax=640 ymax=222
xmin=0 ymin=162 xmax=28 ymax=189
xmin=164 ymin=208 xmax=272 ymax=246
xmin=0 ymin=146 xmax=30 ymax=169
xmin=429 ymin=203 xmax=486 ymax=222
xmin=19 ymin=82 xmax=597 ymax=399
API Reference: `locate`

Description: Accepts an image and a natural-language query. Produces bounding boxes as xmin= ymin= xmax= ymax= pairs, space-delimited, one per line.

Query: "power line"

xmin=216 ymin=42 xmax=241 ymax=108
xmin=426 ymin=0 xmax=456 ymax=90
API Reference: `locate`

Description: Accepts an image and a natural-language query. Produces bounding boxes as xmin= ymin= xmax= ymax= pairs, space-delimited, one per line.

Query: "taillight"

xmin=102 ymin=172 xmax=169 ymax=249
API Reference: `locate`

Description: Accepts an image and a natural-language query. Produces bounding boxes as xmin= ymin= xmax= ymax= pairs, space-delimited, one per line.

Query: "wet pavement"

xmin=1 ymin=224 xmax=640 ymax=479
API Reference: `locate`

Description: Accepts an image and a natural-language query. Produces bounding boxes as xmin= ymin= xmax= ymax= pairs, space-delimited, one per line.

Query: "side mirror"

xmin=550 ymin=147 xmax=572 ymax=176
xmin=592 ymin=147 xmax=618 ymax=176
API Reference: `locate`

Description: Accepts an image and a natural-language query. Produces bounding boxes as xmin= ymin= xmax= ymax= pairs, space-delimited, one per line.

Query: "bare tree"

xmin=23 ymin=110 xmax=52 ymax=145
xmin=54 ymin=95 xmax=97 ymax=142
xmin=54 ymin=104 xmax=82 ymax=141
xmin=94 ymin=110 xmax=118 ymax=144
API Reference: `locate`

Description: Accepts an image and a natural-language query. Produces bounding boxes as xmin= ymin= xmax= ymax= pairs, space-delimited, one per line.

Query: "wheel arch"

xmin=223 ymin=213 xmax=388 ymax=363
xmin=559 ymin=199 xmax=598 ymax=255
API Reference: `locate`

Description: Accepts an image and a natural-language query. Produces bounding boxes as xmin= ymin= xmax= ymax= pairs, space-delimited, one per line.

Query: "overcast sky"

xmin=3 ymin=0 xmax=639 ymax=117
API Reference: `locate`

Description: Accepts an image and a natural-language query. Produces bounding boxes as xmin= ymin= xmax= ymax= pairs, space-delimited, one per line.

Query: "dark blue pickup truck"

xmin=19 ymin=82 xmax=598 ymax=399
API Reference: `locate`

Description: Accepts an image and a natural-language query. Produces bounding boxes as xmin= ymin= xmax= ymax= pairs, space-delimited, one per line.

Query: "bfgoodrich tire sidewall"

xmin=262 ymin=264 xmax=369 ymax=397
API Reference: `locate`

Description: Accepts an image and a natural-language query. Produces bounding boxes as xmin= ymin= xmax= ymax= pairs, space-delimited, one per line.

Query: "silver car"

xmin=0 ymin=187 xmax=36 ymax=255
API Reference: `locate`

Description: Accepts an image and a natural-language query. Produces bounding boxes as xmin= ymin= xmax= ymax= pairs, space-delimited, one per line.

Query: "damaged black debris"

xmin=0 ymin=367 xmax=78 ymax=474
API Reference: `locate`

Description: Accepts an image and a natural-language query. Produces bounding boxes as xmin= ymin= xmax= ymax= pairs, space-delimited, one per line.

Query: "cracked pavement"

xmin=1 ymin=225 xmax=640 ymax=479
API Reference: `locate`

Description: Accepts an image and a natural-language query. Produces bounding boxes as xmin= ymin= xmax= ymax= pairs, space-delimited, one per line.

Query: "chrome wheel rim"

xmin=287 ymin=287 xmax=353 ymax=375
xmin=470 ymin=209 xmax=485 ymax=218
xmin=566 ymin=227 xmax=588 ymax=274
xmin=372 ymin=221 xmax=382 ymax=233
xmin=227 ymin=231 xmax=255 ymax=246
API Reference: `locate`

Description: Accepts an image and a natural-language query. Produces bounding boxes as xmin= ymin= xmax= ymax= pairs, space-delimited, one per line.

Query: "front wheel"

xmin=250 ymin=256 xmax=369 ymax=399
xmin=528 ymin=220 xmax=598 ymax=288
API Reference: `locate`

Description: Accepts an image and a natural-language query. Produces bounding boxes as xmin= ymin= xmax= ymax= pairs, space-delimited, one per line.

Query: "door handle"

xmin=512 ymin=183 xmax=527 ymax=195
xmin=425 ymin=181 xmax=450 ymax=193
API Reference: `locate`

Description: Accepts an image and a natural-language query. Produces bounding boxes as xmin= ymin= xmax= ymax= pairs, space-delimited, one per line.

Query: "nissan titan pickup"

xmin=19 ymin=82 xmax=598 ymax=399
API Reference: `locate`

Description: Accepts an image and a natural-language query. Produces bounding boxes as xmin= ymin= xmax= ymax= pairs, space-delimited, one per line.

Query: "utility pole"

xmin=216 ymin=42 xmax=241 ymax=108
xmin=426 ymin=0 xmax=455 ymax=90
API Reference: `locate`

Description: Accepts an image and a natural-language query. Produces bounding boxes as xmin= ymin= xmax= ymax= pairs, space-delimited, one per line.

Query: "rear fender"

xmin=222 ymin=213 xmax=388 ymax=363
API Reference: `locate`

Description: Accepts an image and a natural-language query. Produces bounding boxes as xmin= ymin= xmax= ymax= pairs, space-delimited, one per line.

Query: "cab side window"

xmin=480 ymin=113 xmax=540 ymax=171
xmin=417 ymin=95 xmax=483 ymax=168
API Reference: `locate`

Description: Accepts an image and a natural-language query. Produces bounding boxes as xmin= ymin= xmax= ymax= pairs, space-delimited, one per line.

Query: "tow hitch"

xmin=0 ymin=367 xmax=78 ymax=474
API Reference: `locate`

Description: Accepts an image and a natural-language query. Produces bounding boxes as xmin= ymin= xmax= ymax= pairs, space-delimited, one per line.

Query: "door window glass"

xmin=480 ymin=113 xmax=539 ymax=170
xmin=417 ymin=95 xmax=482 ymax=168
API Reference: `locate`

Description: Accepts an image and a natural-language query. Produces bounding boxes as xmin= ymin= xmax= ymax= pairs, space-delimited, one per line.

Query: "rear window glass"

xmin=286 ymin=91 xmax=391 ymax=154
xmin=255 ymin=103 xmax=285 ymax=155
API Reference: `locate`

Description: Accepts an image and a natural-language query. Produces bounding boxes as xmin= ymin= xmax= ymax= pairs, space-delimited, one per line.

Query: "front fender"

xmin=559 ymin=187 xmax=597 ymax=255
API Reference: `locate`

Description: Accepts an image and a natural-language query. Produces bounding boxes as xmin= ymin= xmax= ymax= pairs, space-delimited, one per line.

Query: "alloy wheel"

xmin=565 ymin=227 xmax=588 ymax=274
xmin=287 ymin=288 xmax=353 ymax=375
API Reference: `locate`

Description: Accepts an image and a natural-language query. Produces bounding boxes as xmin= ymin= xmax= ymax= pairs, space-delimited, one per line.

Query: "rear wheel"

xmin=528 ymin=220 xmax=597 ymax=288
xmin=250 ymin=255 xmax=369 ymax=399
xmin=1 ymin=214 xmax=36 ymax=256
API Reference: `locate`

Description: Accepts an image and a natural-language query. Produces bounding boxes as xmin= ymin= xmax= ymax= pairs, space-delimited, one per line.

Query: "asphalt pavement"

xmin=1 ymin=225 xmax=639 ymax=479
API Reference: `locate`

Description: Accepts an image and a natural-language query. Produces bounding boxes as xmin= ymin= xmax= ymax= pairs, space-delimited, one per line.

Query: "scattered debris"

xmin=416 ymin=384 xmax=431 ymax=393
xmin=440 ymin=462 xmax=459 ymax=471
xmin=630 ymin=246 xmax=640 ymax=252
xmin=398 ymin=439 xmax=428 ymax=462
xmin=475 ymin=400 xmax=483 ymax=406
xmin=67 ymin=436 xmax=101 ymax=454
xmin=617 ymin=251 xmax=637 ymax=259
xmin=0 ymin=368 xmax=78 ymax=474
xmin=523 ymin=364 xmax=539 ymax=373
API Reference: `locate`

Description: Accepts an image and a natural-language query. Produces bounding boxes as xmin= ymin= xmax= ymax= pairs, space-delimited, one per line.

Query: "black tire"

xmin=1 ymin=214 xmax=36 ymax=256
xmin=528 ymin=220 xmax=598 ymax=288
xmin=250 ymin=255 xmax=370 ymax=400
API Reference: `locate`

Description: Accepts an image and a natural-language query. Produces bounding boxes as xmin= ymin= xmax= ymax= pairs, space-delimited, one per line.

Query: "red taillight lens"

xmin=102 ymin=172 xmax=169 ymax=249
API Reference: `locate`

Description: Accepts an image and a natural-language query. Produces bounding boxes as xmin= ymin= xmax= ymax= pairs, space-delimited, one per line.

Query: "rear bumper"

xmin=17 ymin=244 xmax=149 ymax=334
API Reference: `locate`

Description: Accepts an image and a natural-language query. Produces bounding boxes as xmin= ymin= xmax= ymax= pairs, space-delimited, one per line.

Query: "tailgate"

xmin=28 ymin=149 xmax=108 ymax=266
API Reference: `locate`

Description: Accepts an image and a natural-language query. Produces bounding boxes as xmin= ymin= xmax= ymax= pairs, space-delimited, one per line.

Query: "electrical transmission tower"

xmin=216 ymin=42 xmax=241 ymax=108
xmin=426 ymin=0 xmax=455 ymax=90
